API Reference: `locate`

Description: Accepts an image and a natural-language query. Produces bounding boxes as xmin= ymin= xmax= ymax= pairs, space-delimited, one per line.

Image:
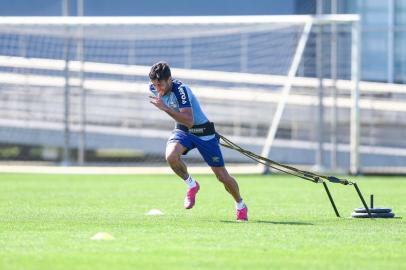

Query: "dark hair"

xmin=149 ymin=61 xmax=171 ymax=80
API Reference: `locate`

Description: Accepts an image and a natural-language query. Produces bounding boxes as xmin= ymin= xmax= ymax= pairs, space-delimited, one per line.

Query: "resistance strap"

xmin=216 ymin=132 xmax=373 ymax=218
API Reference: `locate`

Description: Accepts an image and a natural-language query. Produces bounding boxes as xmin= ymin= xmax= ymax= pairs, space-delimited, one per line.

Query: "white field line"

xmin=0 ymin=164 xmax=262 ymax=175
xmin=0 ymin=164 xmax=404 ymax=175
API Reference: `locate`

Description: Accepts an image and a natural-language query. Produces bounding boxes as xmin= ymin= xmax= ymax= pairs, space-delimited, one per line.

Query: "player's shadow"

xmin=254 ymin=220 xmax=314 ymax=225
xmin=220 ymin=220 xmax=314 ymax=225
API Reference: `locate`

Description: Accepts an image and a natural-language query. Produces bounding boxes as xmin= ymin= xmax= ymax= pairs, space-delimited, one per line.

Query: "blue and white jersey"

xmin=149 ymin=79 xmax=214 ymax=140
xmin=149 ymin=79 xmax=210 ymax=125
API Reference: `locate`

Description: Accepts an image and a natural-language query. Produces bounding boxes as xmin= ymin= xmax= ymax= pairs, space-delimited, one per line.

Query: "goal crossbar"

xmin=0 ymin=15 xmax=360 ymax=25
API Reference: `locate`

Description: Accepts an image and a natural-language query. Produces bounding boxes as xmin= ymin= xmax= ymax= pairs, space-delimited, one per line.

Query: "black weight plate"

xmin=351 ymin=212 xmax=395 ymax=218
xmin=354 ymin=207 xmax=392 ymax=213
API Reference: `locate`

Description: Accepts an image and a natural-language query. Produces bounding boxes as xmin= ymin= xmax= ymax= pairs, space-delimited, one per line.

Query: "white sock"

xmin=184 ymin=175 xmax=196 ymax=188
xmin=236 ymin=199 xmax=245 ymax=210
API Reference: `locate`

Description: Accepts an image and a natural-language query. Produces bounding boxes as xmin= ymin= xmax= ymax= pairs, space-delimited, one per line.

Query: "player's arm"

xmin=164 ymin=107 xmax=194 ymax=128
xmin=149 ymin=95 xmax=194 ymax=128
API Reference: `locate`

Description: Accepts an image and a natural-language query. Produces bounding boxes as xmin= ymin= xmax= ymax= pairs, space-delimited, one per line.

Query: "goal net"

xmin=0 ymin=15 xmax=381 ymax=174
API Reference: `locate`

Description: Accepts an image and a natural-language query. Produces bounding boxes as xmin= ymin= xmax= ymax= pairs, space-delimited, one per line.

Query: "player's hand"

xmin=149 ymin=94 xmax=169 ymax=112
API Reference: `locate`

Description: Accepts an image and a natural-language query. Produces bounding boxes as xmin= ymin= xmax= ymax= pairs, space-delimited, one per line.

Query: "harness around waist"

xmin=175 ymin=122 xmax=216 ymax=136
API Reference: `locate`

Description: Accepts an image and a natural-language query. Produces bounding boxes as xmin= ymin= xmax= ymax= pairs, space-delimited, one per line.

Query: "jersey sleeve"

xmin=174 ymin=85 xmax=192 ymax=108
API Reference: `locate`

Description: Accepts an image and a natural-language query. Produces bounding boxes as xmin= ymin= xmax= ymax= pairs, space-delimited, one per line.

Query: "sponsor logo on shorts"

xmin=212 ymin=156 xmax=220 ymax=163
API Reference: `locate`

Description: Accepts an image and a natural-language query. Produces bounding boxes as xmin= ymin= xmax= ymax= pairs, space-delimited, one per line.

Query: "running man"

xmin=148 ymin=61 xmax=248 ymax=221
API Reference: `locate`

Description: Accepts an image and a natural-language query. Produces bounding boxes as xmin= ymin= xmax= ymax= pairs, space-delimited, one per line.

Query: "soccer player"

xmin=148 ymin=61 xmax=248 ymax=221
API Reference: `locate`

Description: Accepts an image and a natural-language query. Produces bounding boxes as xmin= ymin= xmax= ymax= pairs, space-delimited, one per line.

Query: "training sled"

xmin=352 ymin=194 xmax=395 ymax=218
xmin=217 ymin=133 xmax=374 ymax=218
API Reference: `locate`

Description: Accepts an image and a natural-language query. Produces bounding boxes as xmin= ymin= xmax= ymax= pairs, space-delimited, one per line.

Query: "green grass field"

xmin=0 ymin=173 xmax=405 ymax=270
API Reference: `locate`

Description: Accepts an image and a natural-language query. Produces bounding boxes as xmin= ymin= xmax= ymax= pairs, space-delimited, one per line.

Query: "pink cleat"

xmin=236 ymin=206 xmax=248 ymax=222
xmin=184 ymin=181 xmax=200 ymax=209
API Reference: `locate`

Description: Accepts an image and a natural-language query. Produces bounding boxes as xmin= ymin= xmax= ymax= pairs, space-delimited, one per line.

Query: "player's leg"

xmin=165 ymin=138 xmax=200 ymax=209
xmin=165 ymin=142 xmax=189 ymax=180
xmin=211 ymin=166 xmax=248 ymax=221
xmin=210 ymin=166 xmax=241 ymax=202
xmin=195 ymin=135 xmax=248 ymax=221
xmin=192 ymin=134 xmax=240 ymax=199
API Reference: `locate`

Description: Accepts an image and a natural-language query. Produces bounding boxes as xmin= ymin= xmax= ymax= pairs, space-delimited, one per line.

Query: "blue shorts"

xmin=167 ymin=130 xmax=225 ymax=167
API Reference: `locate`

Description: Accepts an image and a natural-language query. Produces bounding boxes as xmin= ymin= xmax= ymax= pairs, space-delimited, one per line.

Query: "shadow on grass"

xmin=220 ymin=220 xmax=314 ymax=225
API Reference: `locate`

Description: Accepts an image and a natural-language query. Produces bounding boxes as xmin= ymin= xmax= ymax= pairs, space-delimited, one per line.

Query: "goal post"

xmin=0 ymin=15 xmax=363 ymax=173
xmin=257 ymin=15 xmax=361 ymax=175
xmin=259 ymin=20 xmax=312 ymax=173
xmin=350 ymin=20 xmax=361 ymax=175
